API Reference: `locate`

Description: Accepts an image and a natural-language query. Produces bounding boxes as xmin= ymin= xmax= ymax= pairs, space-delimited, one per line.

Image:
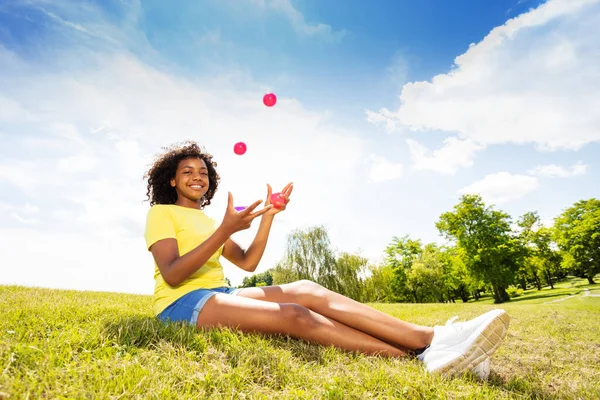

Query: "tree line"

xmin=238 ymin=196 xmax=599 ymax=304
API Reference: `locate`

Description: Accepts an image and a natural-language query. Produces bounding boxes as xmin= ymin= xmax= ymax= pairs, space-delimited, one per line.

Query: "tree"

xmin=362 ymin=263 xmax=396 ymax=303
xmin=515 ymin=211 xmax=564 ymax=290
xmin=441 ymin=246 xmax=483 ymax=302
xmin=274 ymin=226 xmax=341 ymax=292
xmin=532 ymin=226 xmax=562 ymax=289
xmin=517 ymin=211 xmax=544 ymax=290
xmin=335 ymin=252 xmax=369 ymax=302
xmin=554 ymin=199 xmax=600 ymax=284
xmin=271 ymin=261 xmax=298 ymax=285
xmin=384 ymin=235 xmax=422 ymax=302
xmin=239 ymin=270 xmax=274 ymax=288
xmin=405 ymin=244 xmax=447 ymax=303
xmin=436 ymin=194 xmax=521 ymax=303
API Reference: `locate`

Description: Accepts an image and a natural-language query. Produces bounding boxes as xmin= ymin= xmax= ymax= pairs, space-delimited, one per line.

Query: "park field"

xmin=1 ymin=278 xmax=599 ymax=399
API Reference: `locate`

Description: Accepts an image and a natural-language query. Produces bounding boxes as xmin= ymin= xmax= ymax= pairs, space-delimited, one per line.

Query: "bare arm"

xmin=150 ymin=226 xmax=231 ymax=286
xmin=222 ymin=182 xmax=293 ymax=273
xmin=150 ymin=193 xmax=272 ymax=287
xmin=222 ymin=215 xmax=274 ymax=272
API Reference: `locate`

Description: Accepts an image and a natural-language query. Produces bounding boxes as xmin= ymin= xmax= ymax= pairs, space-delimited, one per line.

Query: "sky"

xmin=0 ymin=0 xmax=599 ymax=295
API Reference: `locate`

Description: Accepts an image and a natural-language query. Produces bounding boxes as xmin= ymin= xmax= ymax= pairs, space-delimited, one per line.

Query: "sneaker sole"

xmin=435 ymin=309 xmax=510 ymax=376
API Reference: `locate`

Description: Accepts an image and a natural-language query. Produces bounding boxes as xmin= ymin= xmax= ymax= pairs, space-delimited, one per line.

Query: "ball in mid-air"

xmin=263 ymin=93 xmax=277 ymax=107
xmin=233 ymin=142 xmax=247 ymax=155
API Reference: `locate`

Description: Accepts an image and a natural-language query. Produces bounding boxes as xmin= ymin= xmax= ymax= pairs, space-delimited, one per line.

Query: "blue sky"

xmin=1 ymin=0 xmax=598 ymax=294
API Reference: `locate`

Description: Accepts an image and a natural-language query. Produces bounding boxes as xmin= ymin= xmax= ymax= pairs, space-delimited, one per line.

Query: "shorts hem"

xmin=157 ymin=286 xmax=244 ymax=327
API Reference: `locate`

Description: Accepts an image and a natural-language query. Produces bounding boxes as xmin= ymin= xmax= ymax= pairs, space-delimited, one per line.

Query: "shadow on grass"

xmin=506 ymin=291 xmax=580 ymax=303
xmin=482 ymin=372 xmax=562 ymax=400
xmin=101 ymin=316 xmax=329 ymax=364
xmin=101 ymin=317 xmax=575 ymax=399
xmin=466 ymin=291 xmax=574 ymax=305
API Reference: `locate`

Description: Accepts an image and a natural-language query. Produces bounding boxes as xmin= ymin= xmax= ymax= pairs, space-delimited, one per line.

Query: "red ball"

xmin=233 ymin=142 xmax=247 ymax=155
xmin=263 ymin=93 xmax=277 ymax=107
xmin=270 ymin=192 xmax=286 ymax=209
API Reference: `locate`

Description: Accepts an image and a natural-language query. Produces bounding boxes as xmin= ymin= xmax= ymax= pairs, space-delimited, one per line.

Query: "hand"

xmin=264 ymin=182 xmax=293 ymax=216
xmin=220 ymin=192 xmax=273 ymax=235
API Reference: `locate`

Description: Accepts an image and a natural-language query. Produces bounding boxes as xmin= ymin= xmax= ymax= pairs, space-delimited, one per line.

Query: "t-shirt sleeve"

xmin=144 ymin=206 xmax=177 ymax=250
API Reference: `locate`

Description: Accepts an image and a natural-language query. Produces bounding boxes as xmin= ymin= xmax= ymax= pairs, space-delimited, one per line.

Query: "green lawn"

xmin=468 ymin=276 xmax=600 ymax=305
xmin=1 ymin=282 xmax=599 ymax=399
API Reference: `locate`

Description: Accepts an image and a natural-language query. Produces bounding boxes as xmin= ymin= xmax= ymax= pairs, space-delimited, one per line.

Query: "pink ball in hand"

xmin=270 ymin=192 xmax=286 ymax=209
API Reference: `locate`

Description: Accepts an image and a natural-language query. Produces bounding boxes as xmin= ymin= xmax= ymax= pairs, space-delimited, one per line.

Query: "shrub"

xmin=506 ymin=287 xmax=524 ymax=298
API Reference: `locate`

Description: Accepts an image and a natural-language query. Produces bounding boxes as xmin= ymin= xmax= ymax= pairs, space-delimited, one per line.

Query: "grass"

xmin=468 ymin=276 xmax=600 ymax=305
xmin=1 ymin=279 xmax=599 ymax=399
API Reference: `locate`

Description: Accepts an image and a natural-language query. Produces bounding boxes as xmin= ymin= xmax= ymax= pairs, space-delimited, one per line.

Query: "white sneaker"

xmin=471 ymin=358 xmax=491 ymax=380
xmin=444 ymin=317 xmax=492 ymax=380
xmin=417 ymin=309 xmax=509 ymax=376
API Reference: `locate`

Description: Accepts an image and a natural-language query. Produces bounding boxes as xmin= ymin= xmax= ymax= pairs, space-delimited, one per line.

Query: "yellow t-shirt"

xmin=144 ymin=204 xmax=228 ymax=316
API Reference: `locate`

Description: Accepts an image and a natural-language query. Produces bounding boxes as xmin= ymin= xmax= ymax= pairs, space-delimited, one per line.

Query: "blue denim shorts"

xmin=157 ymin=287 xmax=243 ymax=326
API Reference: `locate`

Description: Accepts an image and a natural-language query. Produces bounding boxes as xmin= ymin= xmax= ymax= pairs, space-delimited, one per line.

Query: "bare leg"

xmin=236 ymin=280 xmax=434 ymax=350
xmin=196 ymin=293 xmax=408 ymax=357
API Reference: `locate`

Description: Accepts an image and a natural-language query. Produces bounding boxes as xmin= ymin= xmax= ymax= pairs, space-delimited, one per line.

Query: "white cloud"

xmin=57 ymin=155 xmax=100 ymax=173
xmin=0 ymin=40 xmax=366 ymax=289
xmin=458 ymin=172 xmax=540 ymax=204
xmin=39 ymin=7 xmax=120 ymax=44
xmin=0 ymin=0 xmax=152 ymax=56
xmin=0 ymin=228 xmax=154 ymax=294
xmin=367 ymin=155 xmax=403 ymax=182
xmin=0 ymin=94 xmax=35 ymax=121
xmin=406 ymin=137 xmax=485 ymax=175
xmin=365 ymin=108 xmax=398 ymax=133
xmin=367 ymin=0 xmax=600 ymax=150
xmin=0 ymin=202 xmax=41 ymax=226
xmin=528 ymin=161 xmax=587 ymax=177
xmin=250 ymin=0 xmax=346 ymax=42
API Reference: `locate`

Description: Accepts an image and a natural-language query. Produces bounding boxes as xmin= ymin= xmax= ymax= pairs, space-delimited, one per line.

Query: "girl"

xmin=143 ymin=141 xmax=508 ymax=377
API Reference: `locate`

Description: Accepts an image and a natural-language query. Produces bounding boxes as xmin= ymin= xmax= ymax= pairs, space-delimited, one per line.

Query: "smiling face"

xmin=170 ymin=157 xmax=210 ymax=208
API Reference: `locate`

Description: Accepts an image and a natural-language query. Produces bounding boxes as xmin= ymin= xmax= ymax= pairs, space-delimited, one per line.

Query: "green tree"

xmin=532 ymin=226 xmax=562 ymax=289
xmin=444 ymin=246 xmax=485 ymax=302
xmin=516 ymin=212 xmax=564 ymax=290
xmin=239 ymin=270 xmax=274 ymax=288
xmin=275 ymin=226 xmax=341 ymax=292
xmin=335 ymin=252 xmax=368 ymax=301
xmin=271 ymin=261 xmax=298 ymax=285
xmin=517 ymin=211 xmax=544 ymax=290
xmin=362 ymin=263 xmax=395 ymax=303
xmin=384 ymin=235 xmax=422 ymax=302
xmin=436 ymin=194 xmax=521 ymax=303
xmin=554 ymin=198 xmax=600 ymax=284
xmin=406 ymin=244 xmax=447 ymax=303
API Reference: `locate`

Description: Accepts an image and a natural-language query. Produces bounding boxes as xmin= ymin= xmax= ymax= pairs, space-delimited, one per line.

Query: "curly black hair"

xmin=143 ymin=141 xmax=220 ymax=208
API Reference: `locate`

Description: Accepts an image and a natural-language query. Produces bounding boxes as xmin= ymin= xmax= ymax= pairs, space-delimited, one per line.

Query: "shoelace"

xmin=442 ymin=315 xmax=475 ymax=338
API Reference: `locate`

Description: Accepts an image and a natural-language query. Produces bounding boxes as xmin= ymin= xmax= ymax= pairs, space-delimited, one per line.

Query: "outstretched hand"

xmin=221 ymin=192 xmax=273 ymax=235
xmin=264 ymin=182 xmax=293 ymax=216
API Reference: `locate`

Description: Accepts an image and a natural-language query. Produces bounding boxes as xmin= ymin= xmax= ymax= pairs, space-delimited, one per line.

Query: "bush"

xmin=506 ymin=287 xmax=524 ymax=298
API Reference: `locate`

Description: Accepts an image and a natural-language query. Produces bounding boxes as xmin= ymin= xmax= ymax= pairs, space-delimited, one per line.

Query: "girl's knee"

xmin=280 ymin=303 xmax=318 ymax=330
xmin=291 ymin=279 xmax=325 ymax=295
xmin=287 ymin=280 xmax=328 ymax=309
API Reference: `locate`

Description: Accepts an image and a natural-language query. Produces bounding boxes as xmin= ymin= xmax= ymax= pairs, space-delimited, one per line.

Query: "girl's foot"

xmin=417 ymin=309 xmax=509 ymax=376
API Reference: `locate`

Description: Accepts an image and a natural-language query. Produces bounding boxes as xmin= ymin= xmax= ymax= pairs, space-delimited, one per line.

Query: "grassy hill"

xmin=1 ymin=278 xmax=599 ymax=399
